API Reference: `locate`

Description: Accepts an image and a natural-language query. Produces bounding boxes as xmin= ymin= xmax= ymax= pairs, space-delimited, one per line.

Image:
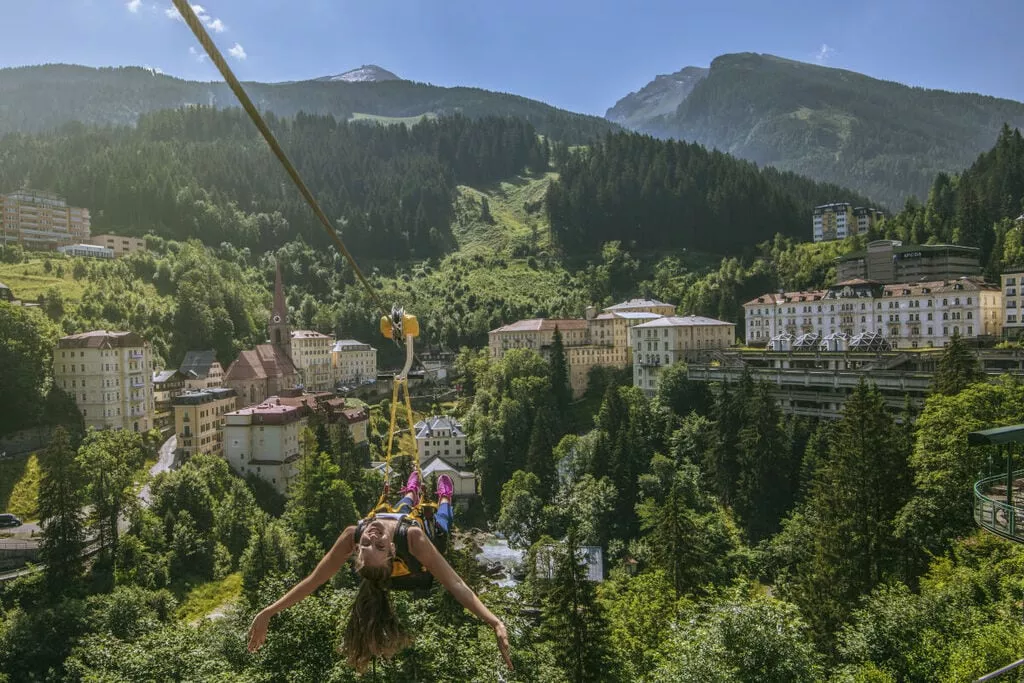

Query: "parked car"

xmin=0 ymin=514 xmax=23 ymax=528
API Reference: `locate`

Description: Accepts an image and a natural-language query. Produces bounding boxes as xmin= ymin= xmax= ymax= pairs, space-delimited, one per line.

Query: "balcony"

xmin=971 ymin=425 xmax=1024 ymax=544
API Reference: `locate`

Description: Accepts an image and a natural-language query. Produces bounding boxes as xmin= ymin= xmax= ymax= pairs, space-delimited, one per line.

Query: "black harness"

xmin=353 ymin=513 xmax=447 ymax=591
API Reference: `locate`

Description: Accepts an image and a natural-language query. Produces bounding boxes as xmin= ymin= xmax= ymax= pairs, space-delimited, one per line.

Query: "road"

xmin=0 ymin=434 xmax=177 ymax=580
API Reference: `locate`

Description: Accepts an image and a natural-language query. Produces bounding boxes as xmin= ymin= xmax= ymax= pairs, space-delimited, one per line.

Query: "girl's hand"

xmin=247 ymin=611 xmax=271 ymax=653
xmin=494 ymin=620 xmax=513 ymax=670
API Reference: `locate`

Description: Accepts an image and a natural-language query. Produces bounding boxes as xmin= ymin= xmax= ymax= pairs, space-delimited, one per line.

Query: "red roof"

xmin=490 ymin=318 xmax=587 ymax=333
xmin=224 ymin=344 xmax=297 ymax=382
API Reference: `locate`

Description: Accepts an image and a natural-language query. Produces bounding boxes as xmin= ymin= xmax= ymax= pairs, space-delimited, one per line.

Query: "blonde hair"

xmin=342 ymin=556 xmax=411 ymax=672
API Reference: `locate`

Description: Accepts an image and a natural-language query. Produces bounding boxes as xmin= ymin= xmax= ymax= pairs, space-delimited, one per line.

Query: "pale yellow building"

xmin=90 ymin=233 xmax=146 ymax=257
xmin=332 ymin=339 xmax=377 ymax=385
xmin=291 ymin=330 xmax=334 ymax=391
xmin=172 ymin=387 xmax=237 ymax=459
xmin=1002 ymin=270 xmax=1024 ymax=339
xmin=179 ymin=350 xmax=225 ymax=391
xmin=414 ymin=416 xmax=468 ymax=468
xmin=1 ymin=189 xmax=90 ymax=250
xmin=632 ymin=315 xmax=736 ymax=396
xmin=53 ymin=330 xmax=154 ymax=432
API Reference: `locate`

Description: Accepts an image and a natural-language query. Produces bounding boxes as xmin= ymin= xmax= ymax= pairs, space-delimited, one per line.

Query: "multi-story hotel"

xmin=53 ymin=330 xmax=153 ymax=432
xmin=291 ymin=330 xmax=334 ymax=391
xmin=488 ymin=298 xmax=678 ymax=397
xmin=89 ymin=234 xmax=147 ymax=257
xmin=813 ymin=203 xmax=883 ymax=242
xmin=1002 ymin=269 xmax=1024 ymax=339
xmin=332 ymin=339 xmax=378 ymax=385
xmin=631 ymin=315 xmax=736 ymax=396
xmin=172 ymin=387 xmax=237 ymax=459
xmin=744 ymin=277 xmax=1003 ymax=348
xmin=414 ymin=416 xmax=468 ymax=468
xmin=1 ymin=190 xmax=90 ymax=250
xmin=223 ymin=399 xmax=306 ymax=495
xmin=179 ymin=350 xmax=224 ymax=391
xmin=836 ymin=240 xmax=982 ymax=284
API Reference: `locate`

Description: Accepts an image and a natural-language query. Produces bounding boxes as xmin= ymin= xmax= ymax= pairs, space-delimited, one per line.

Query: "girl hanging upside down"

xmin=246 ymin=472 xmax=513 ymax=672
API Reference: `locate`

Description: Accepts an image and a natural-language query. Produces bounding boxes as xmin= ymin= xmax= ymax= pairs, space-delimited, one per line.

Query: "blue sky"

xmin=0 ymin=0 xmax=1021 ymax=115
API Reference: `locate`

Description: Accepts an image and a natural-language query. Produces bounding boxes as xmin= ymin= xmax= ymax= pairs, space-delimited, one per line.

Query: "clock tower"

xmin=269 ymin=261 xmax=292 ymax=361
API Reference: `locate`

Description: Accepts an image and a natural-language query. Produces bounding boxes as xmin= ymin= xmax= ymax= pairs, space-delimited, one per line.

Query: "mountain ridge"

xmin=607 ymin=52 xmax=1024 ymax=208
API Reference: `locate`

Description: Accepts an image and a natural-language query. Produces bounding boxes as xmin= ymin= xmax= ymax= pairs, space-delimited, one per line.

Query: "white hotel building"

xmin=744 ymin=278 xmax=1002 ymax=349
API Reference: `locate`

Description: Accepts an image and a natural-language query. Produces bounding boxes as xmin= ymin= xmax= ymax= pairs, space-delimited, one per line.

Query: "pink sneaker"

xmin=400 ymin=470 xmax=420 ymax=496
xmin=437 ymin=474 xmax=454 ymax=499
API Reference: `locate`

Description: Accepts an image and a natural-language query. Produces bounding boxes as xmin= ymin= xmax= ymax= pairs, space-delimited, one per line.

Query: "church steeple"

xmin=269 ymin=261 xmax=292 ymax=360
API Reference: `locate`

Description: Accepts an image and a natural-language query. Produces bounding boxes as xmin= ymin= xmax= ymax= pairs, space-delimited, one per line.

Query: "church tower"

xmin=269 ymin=261 xmax=292 ymax=361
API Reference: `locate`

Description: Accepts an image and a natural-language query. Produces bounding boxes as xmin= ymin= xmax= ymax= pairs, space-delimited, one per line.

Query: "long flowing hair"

xmin=342 ymin=555 xmax=411 ymax=672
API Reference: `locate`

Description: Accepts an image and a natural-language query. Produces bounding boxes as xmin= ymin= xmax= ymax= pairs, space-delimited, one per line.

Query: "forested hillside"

xmin=0 ymin=64 xmax=619 ymax=143
xmin=609 ymin=52 xmax=1024 ymax=208
xmin=546 ymin=132 xmax=875 ymax=256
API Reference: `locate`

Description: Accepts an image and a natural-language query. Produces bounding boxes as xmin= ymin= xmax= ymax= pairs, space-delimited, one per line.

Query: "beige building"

xmin=488 ymin=298 xmax=678 ymax=397
xmin=172 ymin=387 xmax=237 ymax=459
xmin=179 ymin=350 xmax=224 ymax=391
xmin=1 ymin=189 xmax=90 ymax=250
xmin=291 ymin=330 xmax=334 ymax=391
xmin=53 ymin=330 xmax=153 ymax=432
xmin=332 ymin=339 xmax=378 ymax=385
xmin=1002 ymin=270 xmax=1024 ymax=339
xmin=414 ymin=416 xmax=468 ymax=468
xmin=421 ymin=456 xmax=476 ymax=498
xmin=744 ymin=277 xmax=1003 ymax=349
xmin=223 ymin=400 xmax=307 ymax=495
xmin=631 ymin=315 xmax=736 ymax=396
xmin=90 ymin=233 xmax=146 ymax=257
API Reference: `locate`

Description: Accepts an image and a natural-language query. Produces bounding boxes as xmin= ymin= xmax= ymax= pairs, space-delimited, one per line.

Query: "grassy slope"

xmin=0 ymin=259 xmax=88 ymax=302
xmin=452 ymin=172 xmax=556 ymax=257
xmin=0 ymin=454 xmax=40 ymax=520
xmin=177 ymin=572 xmax=242 ymax=623
xmin=350 ymin=111 xmax=437 ymax=126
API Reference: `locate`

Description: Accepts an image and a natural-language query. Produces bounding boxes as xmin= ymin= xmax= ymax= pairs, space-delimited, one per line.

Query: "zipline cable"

xmin=170 ymin=0 xmax=391 ymax=320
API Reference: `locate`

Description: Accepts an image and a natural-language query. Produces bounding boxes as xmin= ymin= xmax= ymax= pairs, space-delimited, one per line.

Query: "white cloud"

xmin=228 ymin=43 xmax=247 ymax=60
xmin=126 ymin=0 xmax=142 ymax=13
xmin=188 ymin=46 xmax=208 ymax=63
xmin=815 ymin=44 xmax=836 ymax=63
xmin=165 ymin=4 xmax=226 ymax=32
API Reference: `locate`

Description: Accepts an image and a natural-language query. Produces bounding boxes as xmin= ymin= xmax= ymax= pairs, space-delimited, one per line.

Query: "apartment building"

xmin=1003 ymin=270 xmax=1024 ymax=339
xmin=836 ymin=240 xmax=982 ymax=284
xmin=53 ymin=330 xmax=153 ymax=432
xmin=172 ymin=388 xmax=237 ymax=459
xmin=813 ymin=203 xmax=883 ymax=242
xmin=291 ymin=330 xmax=334 ymax=391
xmin=223 ymin=399 xmax=306 ymax=495
xmin=152 ymin=369 xmax=186 ymax=435
xmin=332 ymin=339 xmax=378 ymax=385
xmin=271 ymin=388 xmax=370 ymax=448
xmin=179 ymin=350 xmax=224 ymax=391
xmin=631 ymin=315 xmax=735 ymax=396
xmin=744 ymin=277 xmax=1003 ymax=348
xmin=414 ymin=416 xmax=468 ymax=468
xmin=1 ymin=190 xmax=90 ymax=250
xmin=90 ymin=234 xmax=146 ymax=257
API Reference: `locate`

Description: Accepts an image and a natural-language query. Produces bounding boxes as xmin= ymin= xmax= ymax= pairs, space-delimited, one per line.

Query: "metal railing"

xmin=974 ymin=469 xmax=1024 ymax=543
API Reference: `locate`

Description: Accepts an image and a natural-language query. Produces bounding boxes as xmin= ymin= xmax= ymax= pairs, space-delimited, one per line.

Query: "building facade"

xmin=152 ymin=369 xmax=186 ymax=435
xmin=89 ymin=234 xmax=147 ymax=257
xmin=1003 ymin=270 xmax=1024 ymax=339
xmin=836 ymin=240 xmax=982 ymax=284
xmin=291 ymin=330 xmax=334 ymax=391
xmin=332 ymin=339 xmax=378 ymax=385
xmin=172 ymin=388 xmax=237 ymax=459
xmin=179 ymin=350 xmax=224 ymax=391
xmin=223 ymin=400 xmax=306 ymax=495
xmin=56 ymin=244 xmax=113 ymax=259
xmin=53 ymin=330 xmax=153 ymax=432
xmin=813 ymin=203 xmax=883 ymax=242
xmin=1 ymin=189 xmax=90 ymax=250
xmin=414 ymin=416 xmax=468 ymax=468
xmin=744 ymin=278 xmax=1003 ymax=348
xmin=631 ymin=316 xmax=736 ymax=396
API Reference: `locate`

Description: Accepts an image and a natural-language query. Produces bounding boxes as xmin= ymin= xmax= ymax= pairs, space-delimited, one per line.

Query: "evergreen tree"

xmin=933 ymin=331 xmax=983 ymax=396
xmin=284 ymin=428 xmax=360 ymax=551
xmin=541 ymin=532 xmax=616 ymax=683
xmin=37 ymin=427 xmax=86 ymax=592
xmin=76 ymin=429 xmax=147 ymax=562
xmin=735 ymin=382 xmax=793 ymax=543
xmin=240 ymin=520 xmax=294 ymax=608
xmin=479 ymin=196 xmax=494 ymax=224
xmin=526 ymin=399 xmax=559 ymax=501
xmin=706 ymin=375 xmax=750 ymax=506
xmin=794 ymin=380 xmax=912 ymax=644
xmin=549 ymin=326 xmax=571 ymax=418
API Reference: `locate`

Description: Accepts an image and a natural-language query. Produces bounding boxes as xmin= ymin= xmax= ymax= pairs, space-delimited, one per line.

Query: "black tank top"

xmin=353 ymin=513 xmax=424 ymax=578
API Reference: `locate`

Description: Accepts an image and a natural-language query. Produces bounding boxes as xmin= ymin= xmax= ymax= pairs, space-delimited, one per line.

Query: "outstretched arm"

xmin=247 ymin=525 xmax=356 ymax=652
xmin=409 ymin=528 xmax=513 ymax=670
